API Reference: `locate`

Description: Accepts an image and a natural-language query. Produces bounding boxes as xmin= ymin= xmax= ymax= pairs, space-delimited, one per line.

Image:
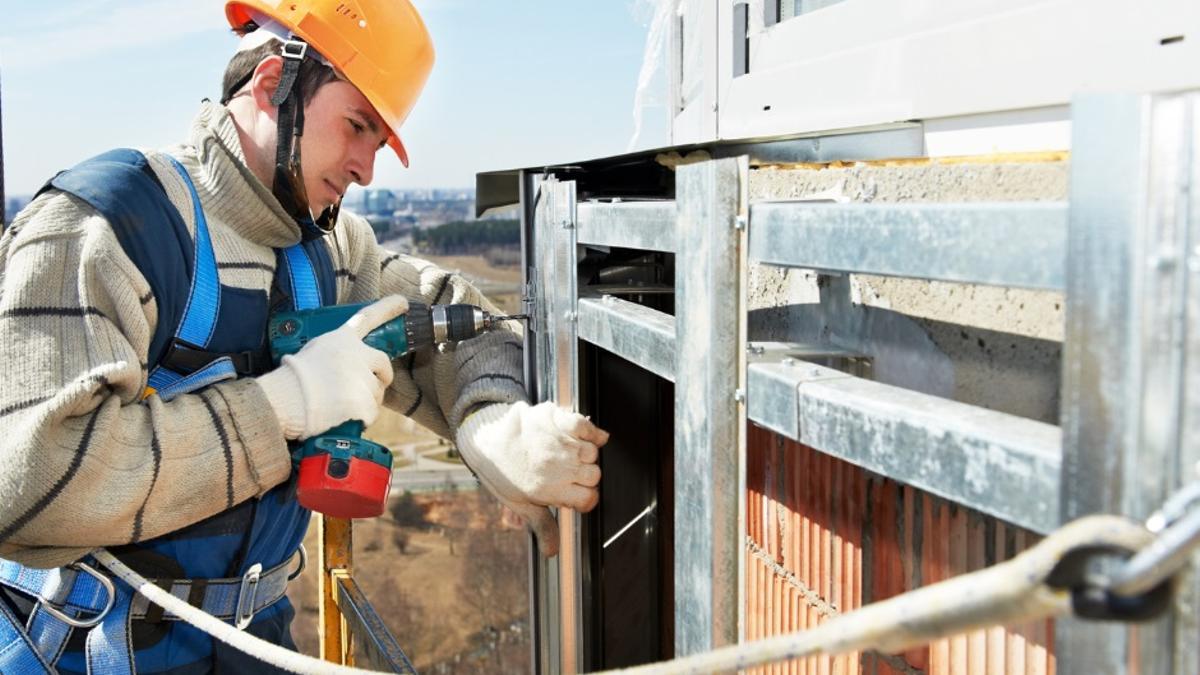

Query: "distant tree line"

xmin=416 ymin=219 xmax=519 ymax=254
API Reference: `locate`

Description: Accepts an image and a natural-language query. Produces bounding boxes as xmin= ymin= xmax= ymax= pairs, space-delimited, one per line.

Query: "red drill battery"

xmin=294 ymin=423 xmax=393 ymax=518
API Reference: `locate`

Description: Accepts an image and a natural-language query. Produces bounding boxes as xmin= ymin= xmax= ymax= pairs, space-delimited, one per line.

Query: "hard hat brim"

xmin=388 ymin=134 xmax=410 ymax=168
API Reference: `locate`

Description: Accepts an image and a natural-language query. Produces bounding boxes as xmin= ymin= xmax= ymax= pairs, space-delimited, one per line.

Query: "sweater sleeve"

xmin=0 ymin=192 xmax=293 ymax=569
xmin=329 ymin=212 xmax=528 ymax=439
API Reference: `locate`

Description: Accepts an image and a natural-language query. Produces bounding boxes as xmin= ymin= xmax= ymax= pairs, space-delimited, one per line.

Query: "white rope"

xmin=592 ymin=515 xmax=1153 ymax=675
xmin=91 ymin=549 xmax=387 ymax=675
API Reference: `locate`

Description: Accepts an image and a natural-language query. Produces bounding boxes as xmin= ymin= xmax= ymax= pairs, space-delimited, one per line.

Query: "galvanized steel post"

xmin=674 ymin=157 xmax=748 ymax=655
xmin=1059 ymin=92 xmax=1200 ymax=674
xmin=533 ymin=175 xmax=583 ymax=673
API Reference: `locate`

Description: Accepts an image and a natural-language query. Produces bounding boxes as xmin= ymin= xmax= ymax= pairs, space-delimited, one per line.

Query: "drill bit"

xmin=481 ymin=312 xmax=529 ymax=331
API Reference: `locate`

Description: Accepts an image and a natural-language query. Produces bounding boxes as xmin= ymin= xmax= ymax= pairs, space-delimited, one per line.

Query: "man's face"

xmin=299 ymin=79 xmax=391 ymax=213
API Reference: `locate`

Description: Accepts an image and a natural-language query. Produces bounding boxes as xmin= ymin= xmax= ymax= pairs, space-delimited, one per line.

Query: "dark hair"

xmin=220 ymin=26 xmax=340 ymax=105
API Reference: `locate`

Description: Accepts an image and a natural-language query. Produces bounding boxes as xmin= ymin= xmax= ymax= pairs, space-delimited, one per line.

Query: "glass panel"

xmin=678 ymin=0 xmax=705 ymax=111
xmin=781 ymin=0 xmax=848 ymax=21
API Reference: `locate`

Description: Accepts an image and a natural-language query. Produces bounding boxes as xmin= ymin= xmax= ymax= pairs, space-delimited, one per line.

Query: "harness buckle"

xmin=38 ymin=562 xmax=116 ymax=629
xmin=234 ymin=563 xmax=263 ymax=630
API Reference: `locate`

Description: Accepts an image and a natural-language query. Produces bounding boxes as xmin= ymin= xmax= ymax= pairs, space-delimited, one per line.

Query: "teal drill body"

xmin=269 ymin=302 xmax=414 ymax=364
xmin=265 ymin=300 xmax=523 ymax=518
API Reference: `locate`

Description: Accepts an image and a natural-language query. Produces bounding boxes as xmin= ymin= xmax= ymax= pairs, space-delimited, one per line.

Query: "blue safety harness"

xmin=0 ymin=149 xmax=335 ymax=674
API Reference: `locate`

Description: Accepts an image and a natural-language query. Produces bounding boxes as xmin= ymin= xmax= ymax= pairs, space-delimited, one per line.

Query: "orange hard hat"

xmin=225 ymin=0 xmax=435 ymax=167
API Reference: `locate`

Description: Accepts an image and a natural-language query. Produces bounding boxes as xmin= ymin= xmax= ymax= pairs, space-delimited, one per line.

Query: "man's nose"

xmin=349 ymin=146 xmax=376 ymax=187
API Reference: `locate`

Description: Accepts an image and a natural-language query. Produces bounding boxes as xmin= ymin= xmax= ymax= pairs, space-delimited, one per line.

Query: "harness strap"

xmin=0 ymin=599 xmax=55 ymax=674
xmin=84 ymin=584 xmax=134 ymax=675
xmin=145 ymin=156 xmax=234 ymax=402
xmin=126 ymin=552 xmax=295 ymax=623
xmin=0 ymin=550 xmax=298 ymax=672
xmin=0 ymin=560 xmax=114 ymax=619
xmin=282 ymin=243 xmax=323 ymax=310
xmin=161 ymin=337 xmax=268 ymax=377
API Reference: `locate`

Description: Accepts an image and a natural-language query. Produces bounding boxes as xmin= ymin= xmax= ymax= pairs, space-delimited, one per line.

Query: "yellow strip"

xmin=757 ymin=150 xmax=1070 ymax=172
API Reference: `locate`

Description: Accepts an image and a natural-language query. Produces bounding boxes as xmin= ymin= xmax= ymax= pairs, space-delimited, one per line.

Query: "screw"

xmin=733 ymin=389 xmax=745 ymax=403
xmin=735 ymin=215 xmax=747 ymax=231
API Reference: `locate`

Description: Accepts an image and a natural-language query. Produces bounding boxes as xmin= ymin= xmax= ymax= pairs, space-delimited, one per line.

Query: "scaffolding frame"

xmin=520 ymin=91 xmax=1200 ymax=674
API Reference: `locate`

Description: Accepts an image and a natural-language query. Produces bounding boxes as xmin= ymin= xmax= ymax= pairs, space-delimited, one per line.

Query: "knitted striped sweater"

xmin=0 ymin=102 xmax=526 ymax=569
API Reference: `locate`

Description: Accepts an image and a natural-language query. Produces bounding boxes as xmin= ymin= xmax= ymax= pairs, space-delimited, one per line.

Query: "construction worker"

xmin=0 ymin=1 xmax=607 ymax=672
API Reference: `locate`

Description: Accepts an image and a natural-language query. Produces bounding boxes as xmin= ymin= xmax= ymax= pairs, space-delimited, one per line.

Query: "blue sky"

xmin=0 ymin=1 xmax=668 ymax=195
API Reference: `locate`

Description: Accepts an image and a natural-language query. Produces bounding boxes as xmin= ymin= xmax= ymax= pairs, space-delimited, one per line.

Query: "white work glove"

xmin=455 ymin=401 xmax=609 ymax=557
xmin=257 ymin=296 xmax=409 ymax=440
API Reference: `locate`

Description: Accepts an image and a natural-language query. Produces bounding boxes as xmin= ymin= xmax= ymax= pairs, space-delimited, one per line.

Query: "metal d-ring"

xmin=38 ymin=562 xmax=117 ymax=629
xmin=287 ymin=544 xmax=307 ymax=582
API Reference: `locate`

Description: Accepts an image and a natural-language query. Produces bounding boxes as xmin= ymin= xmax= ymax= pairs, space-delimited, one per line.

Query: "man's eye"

xmin=349 ymin=120 xmax=365 ymax=134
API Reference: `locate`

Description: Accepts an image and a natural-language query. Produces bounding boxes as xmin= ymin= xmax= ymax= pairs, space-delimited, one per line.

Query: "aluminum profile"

xmin=533 ymin=176 xmax=584 ymax=673
xmin=576 ymin=201 xmax=677 ymax=253
xmin=749 ymin=201 xmax=1069 ymax=291
xmin=746 ymin=424 xmax=1055 ymax=675
xmin=747 ymin=361 xmax=1061 ymax=534
xmin=577 ymin=296 xmax=676 ymax=382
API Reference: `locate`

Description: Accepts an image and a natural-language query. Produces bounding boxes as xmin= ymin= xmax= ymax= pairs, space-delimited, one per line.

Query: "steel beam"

xmin=748 ymin=361 xmax=1062 ymax=534
xmin=1058 ymin=92 xmax=1200 ymax=675
xmin=674 ymin=157 xmax=746 ymax=656
xmin=750 ymin=201 xmax=1068 ymax=290
xmin=576 ymin=201 xmax=677 ymax=253
xmin=577 ymin=296 xmax=675 ymax=382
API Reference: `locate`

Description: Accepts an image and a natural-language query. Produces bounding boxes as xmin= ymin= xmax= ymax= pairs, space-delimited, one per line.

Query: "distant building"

xmin=343 ymin=187 xmax=477 ymax=237
xmin=4 ymin=195 xmax=31 ymax=226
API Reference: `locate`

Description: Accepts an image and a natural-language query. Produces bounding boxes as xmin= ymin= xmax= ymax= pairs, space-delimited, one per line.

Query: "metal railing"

xmin=317 ymin=516 xmax=417 ymax=672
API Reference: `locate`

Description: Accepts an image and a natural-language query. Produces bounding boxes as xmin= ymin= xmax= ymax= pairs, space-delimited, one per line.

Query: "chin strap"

xmin=270 ymin=39 xmax=340 ymax=240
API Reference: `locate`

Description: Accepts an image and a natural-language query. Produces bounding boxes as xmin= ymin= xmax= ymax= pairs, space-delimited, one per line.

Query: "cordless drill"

xmin=268 ymin=302 xmax=526 ymax=518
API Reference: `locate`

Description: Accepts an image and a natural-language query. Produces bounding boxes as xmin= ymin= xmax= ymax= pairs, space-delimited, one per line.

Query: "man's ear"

xmin=248 ymin=55 xmax=285 ymax=114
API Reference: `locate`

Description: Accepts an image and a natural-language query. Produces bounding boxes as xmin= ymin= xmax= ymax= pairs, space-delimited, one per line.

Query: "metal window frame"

xmin=715 ymin=0 xmax=1200 ymax=143
xmin=670 ymin=0 xmax=719 ymax=144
